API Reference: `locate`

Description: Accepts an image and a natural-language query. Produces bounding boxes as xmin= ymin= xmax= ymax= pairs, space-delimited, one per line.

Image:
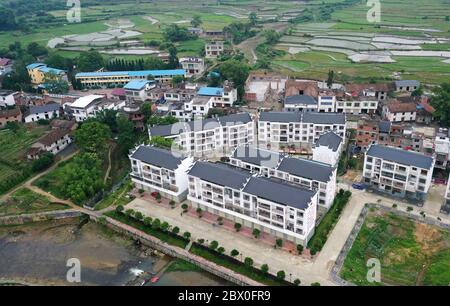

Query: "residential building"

xmin=26 ymin=63 xmax=67 ymax=86
xmin=24 ymin=103 xmax=61 ymax=123
xmin=335 ymin=97 xmax=378 ymax=114
xmin=121 ymin=101 xmax=145 ymax=131
xmin=187 ymin=161 xmax=318 ymax=245
xmin=197 ymin=82 xmax=238 ymax=107
xmin=69 ymin=94 xmax=125 ymax=122
xmin=257 ymin=111 xmax=346 ymax=150
xmin=75 ymin=69 xmax=186 ymax=87
xmin=0 ymin=90 xmax=16 ymax=108
xmin=0 ymin=57 xmax=12 ymax=76
xmin=317 ymin=93 xmax=336 ymax=113
xmin=229 ymin=145 xmax=337 ymax=210
xmin=244 ymin=72 xmax=286 ymax=103
xmin=344 ymin=83 xmax=391 ymax=101
xmin=382 ymin=102 xmax=417 ymax=122
xmin=395 ymin=80 xmax=420 ymax=93
xmin=26 ymin=129 xmax=72 ymax=159
xmin=284 ymin=95 xmax=318 ymax=112
xmin=205 ymin=41 xmax=224 ymax=58
xmin=434 ymin=132 xmax=450 ymax=169
xmin=180 ymin=57 xmax=206 ymax=78
xmin=129 ymin=145 xmax=194 ymax=202
xmin=285 ymin=80 xmax=318 ymax=98
xmin=148 ymin=113 xmax=255 ymax=156
xmin=184 ymin=96 xmax=212 ymax=120
xmin=363 ymin=144 xmax=435 ymax=201
xmin=124 ymin=80 xmax=156 ymax=101
xmin=312 ymin=131 xmax=343 ymax=167
xmin=0 ymin=107 xmax=22 ymax=128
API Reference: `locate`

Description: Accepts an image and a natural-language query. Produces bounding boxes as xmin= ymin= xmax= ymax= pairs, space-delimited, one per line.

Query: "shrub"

xmin=196 ymin=207 xmax=203 ymax=218
xmin=197 ymin=238 xmax=205 ymax=244
xmin=125 ymin=209 xmax=135 ymax=217
xmin=160 ymin=221 xmax=170 ymax=232
xmin=143 ymin=217 xmax=153 ymax=226
xmin=155 ymin=193 xmax=162 ymax=202
xmin=209 ymin=240 xmax=219 ymax=250
xmin=260 ymin=264 xmax=269 ymax=274
xmin=217 ymin=247 xmax=225 ymax=254
xmin=311 ymin=282 xmax=321 ymax=286
xmin=277 ymin=270 xmax=286 ymax=280
xmin=134 ymin=211 xmax=144 ymax=220
xmin=116 ymin=205 xmax=124 ymax=213
xmin=234 ymin=223 xmax=242 ymax=232
xmin=297 ymin=244 xmax=303 ymax=255
xmin=181 ymin=203 xmax=189 ymax=212
xmin=138 ymin=189 xmax=145 ymax=194
xmin=31 ymin=153 xmax=54 ymax=172
xmin=172 ymin=226 xmax=180 ymax=235
xmin=217 ymin=216 xmax=223 ymax=225
xmin=275 ymin=239 xmax=283 ymax=248
xmin=407 ymin=206 xmax=413 ymax=212
xmin=294 ymin=279 xmax=301 ymax=286
xmin=230 ymin=249 xmax=239 ymax=257
xmin=244 ymin=257 xmax=253 ymax=267
xmin=252 ymin=228 xmax=260 ymax=238
xmin=392 ymin=203 xmax=398 ymax=208
xmin=169 ymin=200 xmax=176 ymax=207
xmin=152 ymin=218 xmax=161 ymax=230
xmin=183 ymin=231 xmax=191 ymax=240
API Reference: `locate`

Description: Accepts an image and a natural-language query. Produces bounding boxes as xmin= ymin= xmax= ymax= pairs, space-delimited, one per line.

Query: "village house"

xmin=27 ymin=128 xmax=73 ymax=159
xmin=312 ymin=131 xmax=343 ymax=167
xmin=0 ymin=57 xmax=13 ymax=76
xmin=69 ymin=94 xmax=125 ymax=122
xmin=244 ymin=72 xmax=286 ymax=103
xmin=26 ymin=63 xmax=68 ymax=87
xmin=382 ymin=102 xmax=417 ymax=122
xmin=124 ymin=80 xmax=156 ymax=101
xmin=121 ymin=100 xmax=146 ymax=131
xmin=187 ymin=161 xmax=318 ymax=245
xmin=179 ymin=57 xmax=206 ymax=78
xmin=24 ymin=103 xmax=61 ymax=123
xmin=129 ymin=145 xmax=194 ymax=202
xmin=395 ymin=80 xmax=420 ymax=93
xmin=363 ymin=144 xmax=435 ymax=201
xmin=0 ymin=107 xmax=22 ymax=129
xmin=0 ymin=90 xmax=16 ymax=108
xmin=205 ymin=41 xmax=224 ymax=58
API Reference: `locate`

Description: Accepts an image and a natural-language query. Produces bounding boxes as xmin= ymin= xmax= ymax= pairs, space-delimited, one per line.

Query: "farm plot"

xmin=340 ymin=208 xmax=450 ymax=286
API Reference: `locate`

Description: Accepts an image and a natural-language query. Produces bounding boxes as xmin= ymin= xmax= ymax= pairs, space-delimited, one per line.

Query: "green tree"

xmin=260 ymin=264 xmax=269 ymax=274
xmin=277 ymin=270 xmax=286 ymax=280
xmin=163 ymin=24 xmax=192 ymax=42
xmin=230 ymin=249 xmax=239 ymax=257
xmin=327 ymin=70 xmax=335 ymax=89
xmin=244 ymin=257 xmax=253 ymax=267
xmin=96 ymin=109 xmax=118 ymax=132
xmin=183 ymin=231 xmax=191 ymax=240
xmin=140 ymin=103 xmax=153 ymax=125
xmin=144 ymin=56 xmax=166 ymax=70
xmin=294 ymin=279 xmax=301 ymax=286
xmin=77 ymin=51 xmax=105 ymax=72
xmin=116 ymin=114 xmax=136 ymax=155
xmin=171 ymin=75 xmax=185 ymax=86
xmin=134 ymin=211 xmax=144 ymax=220
xmin=276 ymin=239 xmax=283 ymax=248
xmin=297 ymin=244 xmax=304 ymax=255
xmin=249 ymin=12 xmax=258 ymax=25
xmin=411 ymin=85 xmax=424 ymax=97
xmin=430 ymin=83 xmax=450 ymax=125
xmin=218 ymin=60 xmax=250 ymax=100
xmin=143 ymin=217 xmax=153 ymax=226
xmin=252 ymin=228 xmax=260 ymax=238
xmin=160 ymin=221 xmax=170 ymax=232
xmin=181 ymin=203 xmax=189 ymax=212
xmin=191 ymin=15 xmax=202 ymax=28
xmin=27 ymin=42 xmax=48 ymax=58
xmin=152 ymin=218 xmax=161 ymax=230
xmin=209 ymin=240 xmax=219 ymax=250
xmin=264 ymin=29 xmax=280 ymax=45
xmin=172 ymin=226 xmax=180 ymax=235
xmin=31 ymin=152 xmax=54 ymax=172
xmin=234 ymin=223 xmax=242 ymax=232
xmin=217 ymin=247 xmax=225 ymax=254
xmin=74 ymin=121 xmax=111 ymax=155
xmin=116 ymin=205 xmax=124 ymax=213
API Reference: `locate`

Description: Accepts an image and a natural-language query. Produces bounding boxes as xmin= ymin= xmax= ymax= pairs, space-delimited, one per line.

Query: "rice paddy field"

xmin=340 ymin=208 xmax=450 ymax=286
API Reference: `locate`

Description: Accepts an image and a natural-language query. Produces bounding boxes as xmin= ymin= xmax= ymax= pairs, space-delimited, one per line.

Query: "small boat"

xmin=150 ymin=276 xmax=159 ymax=283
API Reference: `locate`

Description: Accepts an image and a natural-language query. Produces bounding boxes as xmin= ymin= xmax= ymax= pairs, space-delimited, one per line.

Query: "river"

xmin=0 ymin=218 xmax=229 ymax=286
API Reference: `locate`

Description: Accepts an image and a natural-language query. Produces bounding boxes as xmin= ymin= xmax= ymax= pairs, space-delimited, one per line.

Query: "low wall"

xmin=90 ymin=215 xmax=262 ymax=286
xmin=0 ymin=210 xmax=83 ymax=226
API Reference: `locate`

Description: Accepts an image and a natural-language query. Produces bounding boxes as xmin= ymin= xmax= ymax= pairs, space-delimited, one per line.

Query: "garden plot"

xmin=288 ymin=46 xmax=311 ymax=54
xmin=101 ymin=48 xmax=164 ymax=55
xmin=381 ymin=25 xmax=443 ymax=33
xmin=142 ymin=16 xmax=159 ymax=25
xmin=305 ymin=38 xmax=377 ymax=51
xmin=391 ymin=50 xmax=450 ymax=58
xmin=349 ymin=52 xmax=395 ymax=63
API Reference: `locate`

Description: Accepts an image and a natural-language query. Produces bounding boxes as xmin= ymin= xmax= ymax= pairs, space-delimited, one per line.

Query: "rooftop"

xmin=395 ymin=80 xmax=420 ymax=88
xmin=386 ymin=102 xmax=417 ymax=113
xmin=197 ymin=87 xmax=224 ymax=96
xmin=316 ymin=131 xmax=342 ymax=152
xmin=76 ymin=69 xmax=185 ymax=78
xmin=188 ymin=161 xmax=252 ymax=190
xmin=70 ymin=95 xmax=104 ymax=109
xmin=124 ymin=80 xmax=153 ymax=91
xmin=367 ymin=144 xmax=434 ymax=169
xmin=259 ymin=111 xmax=345 ymax=125
xmin=29 ymin=103 xmax=60 ymax=115
xmin=37 ymin=129 xmax=70 ymax=146
xmin=277 ymin=157 xmax=334 ymax=182
xmin=243 ymin=176 xmax=316 ymax=210
xmin=130 ymin=145 xmax=185 ymax=170
xmin=232 ymin=145 xmax=284 ymax=168
xmin=285 ymin=95 xmax=317 ymax=105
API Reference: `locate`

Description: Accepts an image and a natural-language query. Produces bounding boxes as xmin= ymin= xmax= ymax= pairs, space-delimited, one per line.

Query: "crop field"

xmin=340 ymin=208 xmax=450 ymax=286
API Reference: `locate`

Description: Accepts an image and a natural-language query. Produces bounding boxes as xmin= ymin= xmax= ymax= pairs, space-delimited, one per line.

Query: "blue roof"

xmin=76 ymin=69 xmax=185 ymax=78
xmin=197 ymin=87 xmax=224 ymax=96
xmin=26 ymin=63 xmax=65 ymax=74
xmin=124 ymin=80 xmax=152 ymax=90
xmin=27 ymin=63 xmax=46 ymax=69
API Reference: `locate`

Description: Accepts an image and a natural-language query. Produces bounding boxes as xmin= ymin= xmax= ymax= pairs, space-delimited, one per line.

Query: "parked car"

xmin=352 ymin=183 xmax=367 ymax=190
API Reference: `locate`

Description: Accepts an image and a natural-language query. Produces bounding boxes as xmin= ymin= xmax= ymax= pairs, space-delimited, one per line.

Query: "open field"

xmin=340 ymin=208 xmax=450 ymax=286
xmin=0 ymin=188 xmax=70 ymax=217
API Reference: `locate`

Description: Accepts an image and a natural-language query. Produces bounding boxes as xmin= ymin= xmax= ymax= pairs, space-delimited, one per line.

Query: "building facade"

xmin=312 ymin=131 xmax=343 ymax=167
xmin=187 ymin=161 xmax=318 ymax=245
xmin=180 ymin=57 xmax=206 ymax=78
xmin=363 ymin=144 xmax=435 ymax=201
xmin=24 ymin=103 xmax=61 ymax=123
xmin=205 ymin=41 xmax=224 ymax=58
xmin=26 ymin=63 xmax=67 ymax=86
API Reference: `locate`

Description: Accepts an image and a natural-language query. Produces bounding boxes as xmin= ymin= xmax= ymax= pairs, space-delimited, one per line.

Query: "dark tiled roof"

xmin=29 ymin=103 xmax=60 ymax=115
xmin=395 ymin=80 xmax=420 ymax=88
xmin=37 ymin=129 xmax=70 ymax=146
xmin=259 ymin=111 xmax=301 ymax=123
xmin=277 ymin=157 xmax=334 ymax=182
xmin=188 ymin=161 xmax=252 ymax=190
xmin=378 ymin=121 xmax=391 ymax=134
xmin=367 ymin=144 xmax=434 ymax=169
xmin=316 ymin=131 xmax=342 ymax=152
xmin=217 ymin=113 xmax=252 ymax=125
xmin=285 ymin=95 xmax=317 ymax=105
xmin=302 ymin=112 xmax=346 ymax=125
xmin=131 ymin=145 xmax=185 ymax=170
xmin=0 ymin=107 xmax=21 ymax=118
xmin=232 ymin=145 xmax=284 ymax=168
xmin=243 ymin=177 xmax=316 ymax=210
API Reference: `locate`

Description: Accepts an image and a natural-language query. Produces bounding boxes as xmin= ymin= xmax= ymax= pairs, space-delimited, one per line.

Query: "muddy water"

xmin=0 ymin=219 xmax=228 ymax=286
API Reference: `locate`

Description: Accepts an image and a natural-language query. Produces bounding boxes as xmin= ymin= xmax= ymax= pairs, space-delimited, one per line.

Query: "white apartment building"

xmin=0 ymin=90 xmax=16 ymax=108
xmin=312 ymin=131 xmax=343 ymax=167
xmin=363 ymin=144 xmax=435 ymax=201
xmin=124 ymin=80 xmax=156 ymax=101
xmin=180 ymin=57 xmax=206 ymax=78
xmin=205 ymin=41 xmax=224 ymax=58
xmin=69 ymin=95 xmax=125 ymax=122
xmin=149 ymin=113 xmax=255 ymax=157
xmin=434 ymin=133 xmax=450 ymax=169
xmin=187 ymin=161 xmax=318 ymax=245
xmin=197 ymin=84 xmax=238 ymax=107
xmin=258 ymin=111 xmax=346 ymax=149
xmin=317 ymin=94 xmax=336 ymax=112
xmin=284 ymin=95 xmax=318 ymax=112
xmin=229 ymin=145 xmax=337 ymax=210
xmin=335 ymin=99 xmax=378 ymax=114
xmin=24 ymin=103 xmax=61 ymax=123
xmin=129 ymin=145 xmax=194 ymax=202
xmin=183 ymin=96 xmax=212 ymax=120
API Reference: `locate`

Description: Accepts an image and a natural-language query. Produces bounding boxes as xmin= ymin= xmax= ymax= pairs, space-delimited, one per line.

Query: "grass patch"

xmin=105 ymin=210 xmax=189 ymax=249
xmin=190 ymin=243 xmax=289 ymax=286
xmin=341 ymin=209 xmax=450 ymax=286
xmin=0 ymin=188 xmax=70 ymax=216
xmin=94 ymin=179 xmax=133 ymax=211
xmin=308 ymin=189 xmax=352 ymax=253
xmin=165 ymin=258 xmax=204 ymax=273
